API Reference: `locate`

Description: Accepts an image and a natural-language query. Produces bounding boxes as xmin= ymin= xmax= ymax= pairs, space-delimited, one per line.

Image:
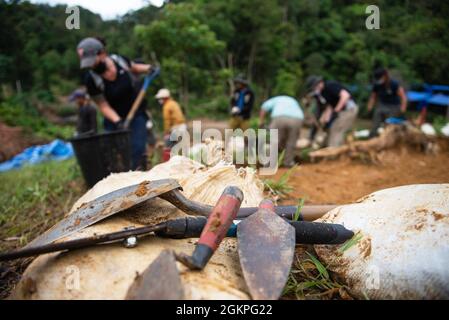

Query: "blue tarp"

xmin=406 ymin=91 xmax=432 ymax=103
xmin=0 ymin=139 xmax=74 ymax=172
xmin=407 ymin=84 xmax=449 ymax=107
xmin=428 ymin=93 xmax=449 ymax=106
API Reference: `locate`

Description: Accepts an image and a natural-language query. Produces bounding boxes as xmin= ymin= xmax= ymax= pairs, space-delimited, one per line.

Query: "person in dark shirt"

xmin=306 ymin=76 xmax=359 ymax=147
xmin=69 ymin=89 xmax=97 ymax=136
xmin=76 ymin=37 xmax=154 ymax=170
xmin=367 ymin=68 xmax=407 ymax=137
xmin=229 ymin=75 xmax=255 ymax=131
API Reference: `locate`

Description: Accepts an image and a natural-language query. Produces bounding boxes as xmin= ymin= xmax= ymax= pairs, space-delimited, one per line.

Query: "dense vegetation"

xmin=1 ymin=0 xmax=449 ymax=118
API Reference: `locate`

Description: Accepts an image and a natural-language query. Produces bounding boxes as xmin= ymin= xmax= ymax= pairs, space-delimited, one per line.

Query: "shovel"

xmin=237 ymin=199 xmax=295 ymax=300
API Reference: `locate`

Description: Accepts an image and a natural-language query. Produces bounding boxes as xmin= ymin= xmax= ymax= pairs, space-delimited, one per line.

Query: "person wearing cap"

xmin=367 ymin=68 xmax=407 ymax=137
xmin=69 ymin=89 xmax=97 ymax=136
xmin=76 ymin=37 xmax=153 ymax=170
xmin=305 ymin=76 xmax=358 ymax=147
xmin=155 ymin=88 xmax=187 ymax=148
xmin=259 ymin=96 xmax=304 ymax=167
xmin=229 ymin=76 xmax=254 ymax=131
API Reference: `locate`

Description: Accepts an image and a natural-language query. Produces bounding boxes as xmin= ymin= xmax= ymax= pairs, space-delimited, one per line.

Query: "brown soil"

xmin=0 ymin=122 xmax=45 ymax=162
xmin=274 ymin=147 xmax=449 ymax=206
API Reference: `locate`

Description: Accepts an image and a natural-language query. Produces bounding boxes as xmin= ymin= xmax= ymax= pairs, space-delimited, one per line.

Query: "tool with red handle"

xmin=175 ymin=186 xmax=243 ymax=270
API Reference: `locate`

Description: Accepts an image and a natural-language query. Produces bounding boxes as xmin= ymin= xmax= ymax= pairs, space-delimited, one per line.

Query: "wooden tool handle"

xmin=125 ymin=90 xmax=146 ymax=126
xmin=125 ymin=68 xmax=161 ymax=127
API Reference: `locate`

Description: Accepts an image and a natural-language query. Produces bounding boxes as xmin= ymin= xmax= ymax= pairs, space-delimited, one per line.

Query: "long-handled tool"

xmin=237 ymin=199 xmax=296 ymax=300
xmin=175 ymin=186 xmax=243 ymax=270
xmin=125 ymin=249 xmax=184 ymax=300
xmin=124 ymin=67 xmax=160 ymax=129
xmin=0 ymin=215 xmax=353 ymax=261
xmin=24 ymin=178 xmax=338 ymax=249
xmin=158 ymin=188 xmax=337 ymax=221
xmin=25 ymin=179 xmax=181 ymax=249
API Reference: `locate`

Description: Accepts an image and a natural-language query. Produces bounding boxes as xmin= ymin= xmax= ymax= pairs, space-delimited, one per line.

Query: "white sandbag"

xmin=420 ymin=123 xmax=437 ymax=136
xmin=315 ymin=184 xmax=449 ymax=299
xmin=188 ymin=138 xmax=231 ymax=167
xmin=11 ymin=156 xmax=264 ymax=300
xmin=441 ymin=123 xmax=449 ymax=137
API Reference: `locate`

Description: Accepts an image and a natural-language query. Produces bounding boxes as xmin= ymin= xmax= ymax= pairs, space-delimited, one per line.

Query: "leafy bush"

xmin=0 ymin=95 xmax=74 ymax=140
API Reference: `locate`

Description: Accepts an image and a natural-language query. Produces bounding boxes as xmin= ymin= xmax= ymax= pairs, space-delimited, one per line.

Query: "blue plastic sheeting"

xmin=385 ymin=117 xmax=406 ymax=125
xmin=424 ymin=84 xmax=449 ymax=92
xmin=428 ymin=94 xmax=449 ymax=106
xmin=0 ymin=139 xmax=74 ymax=172
xmin=407 ymin=91 xmax=432 ymax=102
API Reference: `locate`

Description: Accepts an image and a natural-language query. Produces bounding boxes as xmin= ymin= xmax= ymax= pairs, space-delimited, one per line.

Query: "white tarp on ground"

xmin=315 ymin=184 xmax=449 ymax=299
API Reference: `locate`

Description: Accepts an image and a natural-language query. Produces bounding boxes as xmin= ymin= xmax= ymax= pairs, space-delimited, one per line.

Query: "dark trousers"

xmin=370 ymin=104 xmax=401 ymax=138
xmin=104 ymin=113 xmax=148 ymax=170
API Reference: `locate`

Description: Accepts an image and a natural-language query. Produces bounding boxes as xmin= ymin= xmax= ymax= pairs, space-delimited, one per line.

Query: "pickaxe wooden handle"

xmin=124 ymin=67 xmax=160 ymax=128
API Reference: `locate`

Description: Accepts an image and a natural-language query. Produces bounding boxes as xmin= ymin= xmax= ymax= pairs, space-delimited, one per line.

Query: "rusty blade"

xmin=26 ymin=179 xmax=181 ymax=249
xmin=237 ymin=209 xmax=295 ymax=300
xmin=126 ymin=250 xmax=184 ymax=300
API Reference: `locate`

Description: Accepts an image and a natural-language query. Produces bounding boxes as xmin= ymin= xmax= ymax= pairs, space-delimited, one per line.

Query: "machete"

xmin=237 ymin=199 xmax=296 ymax=300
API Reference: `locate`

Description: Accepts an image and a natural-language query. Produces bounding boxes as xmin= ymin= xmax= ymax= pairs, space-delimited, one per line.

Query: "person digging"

xmin=258 ymin=95 xmax=304 ymax=168
xmin=305 ymin=75 xmax=359 ymax=147
xmin=77 ymin=37 xmax=154 ymax=170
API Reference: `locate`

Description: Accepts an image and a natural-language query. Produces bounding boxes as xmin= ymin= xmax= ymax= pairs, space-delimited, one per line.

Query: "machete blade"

xmin=126 ymin=249 xmax=184 ymax=300
xmin=237 ymin=209 xmax=295 ymax=300
xmin=26 ymin=179 xmax=181 ymax=248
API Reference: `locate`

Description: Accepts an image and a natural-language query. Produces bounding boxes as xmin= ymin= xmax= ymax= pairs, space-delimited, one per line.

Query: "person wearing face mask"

xmin=154 ymin=88 xmax=187 ymax=148
xmin=76 ymin=37 xmax=153 ymax=170
xmin=367 ymin=68 xmax=408 ymax=137
xmin=305 ymin=75 xmax=359 ymax=147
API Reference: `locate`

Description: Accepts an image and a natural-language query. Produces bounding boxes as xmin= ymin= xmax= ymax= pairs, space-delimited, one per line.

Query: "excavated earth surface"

xmin=274 ymin=145 xmax=449 ymax=206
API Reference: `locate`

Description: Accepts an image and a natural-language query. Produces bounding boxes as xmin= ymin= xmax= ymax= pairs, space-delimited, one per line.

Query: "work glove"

xmin=113 ymin=119 xmax=126 ymax=131
xmin=231 ymin=106 xmax=241 ymax=116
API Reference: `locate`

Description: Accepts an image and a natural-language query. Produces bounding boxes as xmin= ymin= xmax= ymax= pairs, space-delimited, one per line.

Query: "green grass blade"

xmin=306 ymin=252 xmax=329 ymax=280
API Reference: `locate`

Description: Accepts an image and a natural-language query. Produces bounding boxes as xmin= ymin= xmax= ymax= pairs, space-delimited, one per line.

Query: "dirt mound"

xmin=274 ymin=147 xmax=449 ymax=205
xmin=0 ymin=122 xmax=44 ymax=162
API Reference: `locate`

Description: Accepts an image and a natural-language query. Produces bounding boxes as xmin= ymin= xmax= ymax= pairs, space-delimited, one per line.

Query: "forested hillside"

xmin=1 ymin=0 xmax=449 ymax=111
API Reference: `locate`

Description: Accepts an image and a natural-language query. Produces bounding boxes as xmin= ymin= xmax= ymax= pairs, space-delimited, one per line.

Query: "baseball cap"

xmin=77 ymin=37 xmax=104 ymax=69
xmin=68 ymin=89 xmax=87 ymax=102
xmin=305 ymin=75 xmax=323 ymax=93
xmin=233 ymin=74 xmax=249 ymax=85
xmin=373 ymin=67 xmax=387 ymax=80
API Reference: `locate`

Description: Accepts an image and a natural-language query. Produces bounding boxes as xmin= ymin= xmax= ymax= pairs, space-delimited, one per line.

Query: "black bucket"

xmin=70 ymin=130 xmax=132 ymax=188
